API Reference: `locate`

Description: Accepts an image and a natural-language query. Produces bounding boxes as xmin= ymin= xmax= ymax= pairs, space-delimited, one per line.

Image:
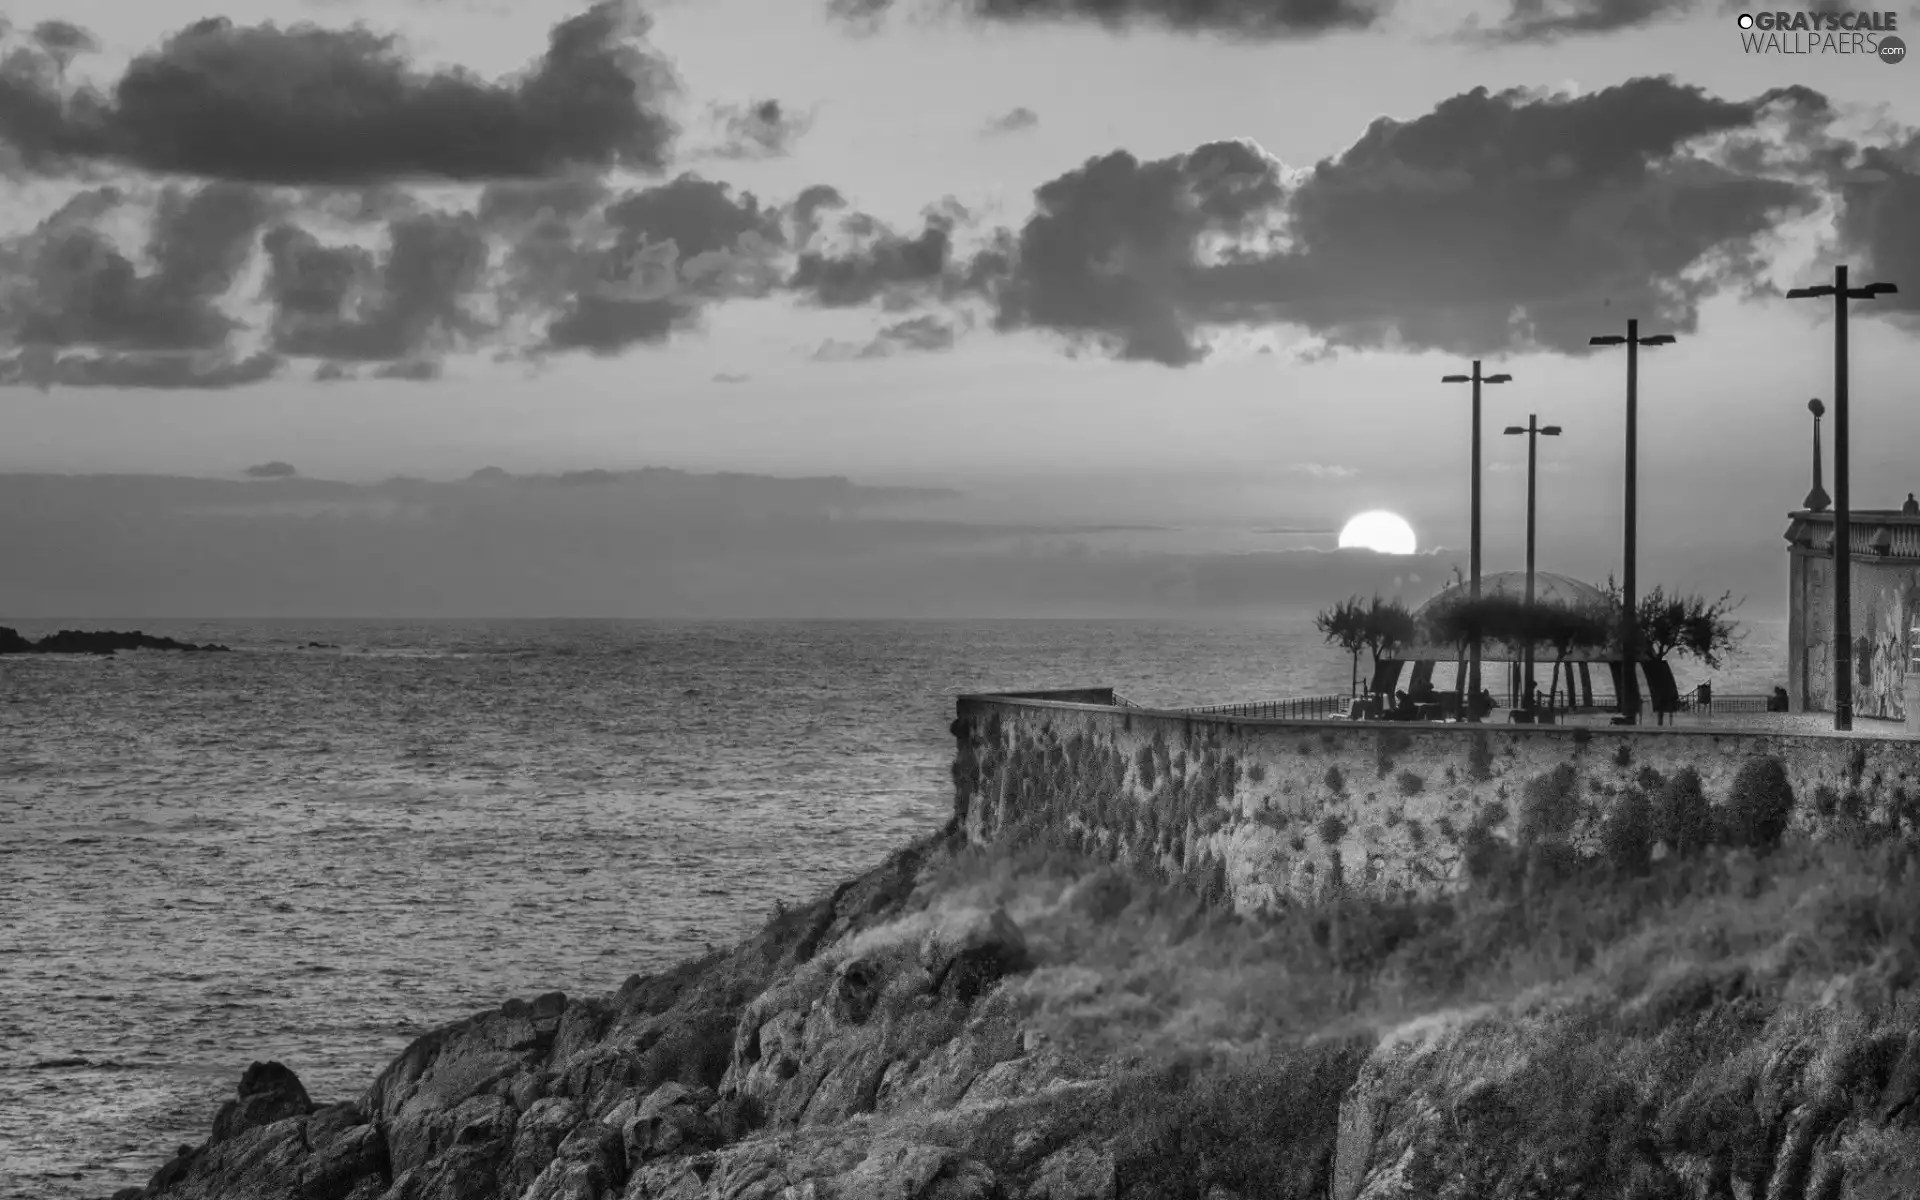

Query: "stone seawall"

xmin=950 ymin=692 xmax=1920 ymax=912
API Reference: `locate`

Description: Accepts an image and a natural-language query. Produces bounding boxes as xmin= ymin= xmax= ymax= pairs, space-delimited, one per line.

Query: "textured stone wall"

xmin=950 ymin=694 xmax=1920 ymax=913
xmin=1791 ymin=551 xmax=1920 ymax=719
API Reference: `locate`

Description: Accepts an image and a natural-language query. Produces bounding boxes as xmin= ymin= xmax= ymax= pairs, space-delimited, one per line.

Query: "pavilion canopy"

xmin=1388 ymin=570 xmax=1619 ymax=664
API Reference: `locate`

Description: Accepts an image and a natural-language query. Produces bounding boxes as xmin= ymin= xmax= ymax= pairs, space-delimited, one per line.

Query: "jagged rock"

xmin=830 ymin=1141 xmax=1001 ymax=1200
xmin=209 ymin=1061 xmax=315 ymax=1143
xmin=624 ymin=1082 xmax=720 ymax=1163
xmin=366 ymin=993 xmax=565 ymax=1175
xmin=1024 ymin=1143 xmax=1113 ymax=1200
xmin=508 ymin=1096 xmax=587 ymax=1194
xmin=296 ymin=1122 xmax=389 ymax=1200
xmin=157 ymin=1116 xmax=311 ymax=1199
xmin=722 ymin=907 xmax=1035 ymax=1130
xmin=522 ymin=1119 xmax=627 ymax=1200
xmin=0 ymin=626 xmax=231 ymax=655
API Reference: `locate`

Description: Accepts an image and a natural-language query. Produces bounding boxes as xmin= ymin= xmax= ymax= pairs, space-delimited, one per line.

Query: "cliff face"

xmin=113 ymin=732 xmax=1920 ymax=1200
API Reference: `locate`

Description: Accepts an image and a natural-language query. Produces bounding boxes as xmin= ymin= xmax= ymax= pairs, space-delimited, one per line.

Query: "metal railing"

xmin=1174 ymin=694 xmax=1351 ymax=721
xmin=1111 ymin=690 xmax=1148 ymax=709
xmin=1677 ymin=693 xmax=1773 ymax=715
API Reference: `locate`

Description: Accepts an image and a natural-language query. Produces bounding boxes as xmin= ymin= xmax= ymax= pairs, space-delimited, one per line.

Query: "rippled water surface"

xmin=0 ymin=616 xmax=1784 ymax=1197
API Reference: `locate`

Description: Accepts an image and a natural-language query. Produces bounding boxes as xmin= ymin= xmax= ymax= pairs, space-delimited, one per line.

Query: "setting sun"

xmin=1338 ymin=511 xmax=1418 ymax=555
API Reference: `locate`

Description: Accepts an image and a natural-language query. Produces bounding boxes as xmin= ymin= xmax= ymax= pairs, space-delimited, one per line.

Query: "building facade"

xmin=1785 ymin=510 xmax=1920 ymax=718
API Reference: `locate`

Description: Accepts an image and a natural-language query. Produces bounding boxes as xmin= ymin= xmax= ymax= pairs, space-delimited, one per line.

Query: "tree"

xmin=1359 ymin=595 xmax=1417 ymax=691
xmin=1315 ymin=596 xmax=1370 ymax=696
xmin=1635 ymin=585 xmax=1744 ymax=670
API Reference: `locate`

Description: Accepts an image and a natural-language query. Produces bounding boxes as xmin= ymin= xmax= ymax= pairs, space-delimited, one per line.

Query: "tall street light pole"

xmin=1588 ymin=320 xmax=1675 ymax=727
xmin=1786 ymin=265 xmax=1899 ymax=732
xmin=1442 ymin=360 xmax=1513 ymax=719
xmin=1502 ymin=415 xmax=1562 ymax=709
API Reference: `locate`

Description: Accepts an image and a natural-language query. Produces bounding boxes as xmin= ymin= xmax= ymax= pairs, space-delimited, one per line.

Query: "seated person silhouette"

xmin=1523 ymin=681 xmax=1541 ymax=711
xmin=1393 ymin=690 xmax=1415 ymax=720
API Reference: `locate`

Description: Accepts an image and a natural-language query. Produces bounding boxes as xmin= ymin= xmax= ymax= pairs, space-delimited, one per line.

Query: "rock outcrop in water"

xmin=0 ymin=626 xmax=231 ymax=654
xmin=105 ymin=810 xmax=1920 ymax=1200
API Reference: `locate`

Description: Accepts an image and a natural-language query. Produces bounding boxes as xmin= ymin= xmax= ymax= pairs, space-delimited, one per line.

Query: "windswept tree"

xmin=1635 ymin=585 xmax=1744 ymax=670
xmin=1359 ymin=595 xmax=1418 ymax=691
xmin=1315 ymin=595 xmax=1370 ymax=696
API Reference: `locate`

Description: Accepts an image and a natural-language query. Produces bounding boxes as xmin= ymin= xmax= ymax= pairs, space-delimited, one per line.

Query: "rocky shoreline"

xmin=98 ymin=807 xmax=1920 ymax=1200
xmin=0 ymin=627 xmax=231 ymax=655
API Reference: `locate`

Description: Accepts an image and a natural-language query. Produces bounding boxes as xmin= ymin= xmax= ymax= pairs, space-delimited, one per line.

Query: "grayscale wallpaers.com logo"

xmin=1736 ymin=10 xmax=1905 ymax=61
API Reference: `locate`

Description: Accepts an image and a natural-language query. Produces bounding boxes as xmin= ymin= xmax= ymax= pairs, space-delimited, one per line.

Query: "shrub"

xmin=1325 ymin=765 xmax=1346 ymax=795
xmin=1444 ymin=763 xmax=1458 ymax=785
xmin=1135 ymin=745 xmax=1158 ymax=790
xmin=1635 ymin=765 xmax=1666 ymax=793
xmin=1612 ymin=742 xmax=1632 ymax=768
xmin=1319 ymin=813 xmax=1349 ymax=845
xmin=1518 ymin=763 xmax=1581 ymax=847
xmin=1601 ymin=788 xmax=1654 ymax=876
xmin=1723 ymin=756 xmax=1795 ymax=853
xmin=1571 ymin=727 xmax=1592 ymax=748
xmin=1467 ymin=732 xmax=1495 ymax=781
xmin=1481 ymin=799 xmax=1511 ymax=828
xmin=1396 ymin=769 xmax=1426 ymax=797
xmin=1656 ymin=766 xmax=1713 ymax=858
xmin=1815 ymin=783 xmax=1840 ymax=818
xmin=1290 ymin=834 xmax=1307 ymax=852
xmin=1436 ymin=815 xmax=1458 ymax=843
xmin=1406 ymin=819 xmax=1426 ymax=846
xmin=1247 ymin=763 xmax=1267 ymax=784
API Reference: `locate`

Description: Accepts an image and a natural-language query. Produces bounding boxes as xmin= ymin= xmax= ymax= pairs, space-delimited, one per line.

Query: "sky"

xmin=0 ymin=0 xmax=1916 ymax=618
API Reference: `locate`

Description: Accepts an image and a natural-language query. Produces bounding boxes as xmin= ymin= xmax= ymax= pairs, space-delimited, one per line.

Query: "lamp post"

xmin=1587 ymin=319 xmax=1675 ymax=726
xmin=1441 ymin=361 xmax=1512 ymax=720
xmin=1786 ymin=266 xmax=1899 ymax=732
xmin=1805 ymin=399 xmax=1830 ymax=512
xmin=1502 ymin=415 xmax=1562 ymax=708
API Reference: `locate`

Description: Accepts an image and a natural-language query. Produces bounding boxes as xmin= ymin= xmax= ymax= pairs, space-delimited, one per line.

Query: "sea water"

xmin=0 ymin=616 xmax=1785 ymax=1197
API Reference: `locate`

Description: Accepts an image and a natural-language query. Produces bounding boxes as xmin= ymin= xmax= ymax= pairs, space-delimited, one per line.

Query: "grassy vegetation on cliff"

xmin=886 ymin=784 xmax=1920 ymax=1199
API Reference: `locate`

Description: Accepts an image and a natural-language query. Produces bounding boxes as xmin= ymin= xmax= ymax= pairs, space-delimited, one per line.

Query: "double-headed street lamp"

xmin=1502 ymin=415 xmax=1562 ymax=708
xmin=1442 ymin=360 xmax=1512 ymax=719
xmin=1587 ymin=319 xmax=1675 ymax=726
xmin=1786 ymin=265 xmax=1899 ymax=732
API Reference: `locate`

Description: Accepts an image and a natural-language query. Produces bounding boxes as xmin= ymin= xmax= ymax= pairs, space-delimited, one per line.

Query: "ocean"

xmin=0 ymin=615 xmax=1787 ymax=1198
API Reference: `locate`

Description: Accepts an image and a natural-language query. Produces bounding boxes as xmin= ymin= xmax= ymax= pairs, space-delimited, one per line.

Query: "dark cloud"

xmin=713 ymin=371 xmax=751 ymax=383
xmin=0 ymin=1 xmax=678 ymax=184
xmin=0 ymin=180 xmax=277 ymax=355
xmin=261 ymin=212 xmax=493 ymax=362
xmin=313 ymin=361 xmax=354 ymax=382
xmin=978 ymin=79 xmax=1833 ymax=365
xmin=987 ymin=137 xmax=1287 ymax=364
xmin=983 ymin=106 xmax=1039 ymax=136
xmin=788 ymin=210 xmax=959 ymax=308
xmin=0 ymin=348 xmax=282 ymax=389
xmin=1833 ymin=134 xmax=1920 ymax=316
xmin=828 ymin=0 xmax=1385 ymax=36
xmin=1478 ymin=0 xmax=1696 ymax=42
xmin=487 ymin=172 xmax=785 ymax=355
xmin=708 ymin=99 xmax=814 ymax=160
xmin=245 ymin=461 xmax=298 ymax=478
